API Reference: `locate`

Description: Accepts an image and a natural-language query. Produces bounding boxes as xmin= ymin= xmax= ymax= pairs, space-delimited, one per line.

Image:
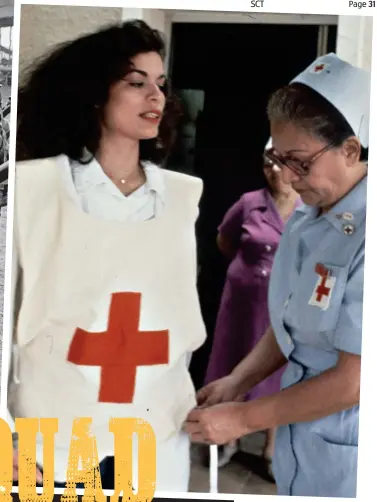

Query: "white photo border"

xmin=2 ymin=2 xmax=376 ymax=501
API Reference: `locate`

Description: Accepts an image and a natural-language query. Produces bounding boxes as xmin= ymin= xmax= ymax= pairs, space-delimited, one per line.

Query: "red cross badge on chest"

xmin=67 ymin=292 xmax=169 ymax=403
xmin=308 ymin=263 xmax=336 ymax=311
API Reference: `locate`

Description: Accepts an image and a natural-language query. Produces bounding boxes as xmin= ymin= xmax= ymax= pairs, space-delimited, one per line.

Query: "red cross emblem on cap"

xmin=314 ymin=63 xmax=325 ymax=73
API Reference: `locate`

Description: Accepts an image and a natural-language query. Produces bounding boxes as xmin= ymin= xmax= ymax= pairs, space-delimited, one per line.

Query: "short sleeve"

xmin=218 ymin=195 xmax=245 ymax=246
xmin=333 ymin=247 xmax=364 ymax=356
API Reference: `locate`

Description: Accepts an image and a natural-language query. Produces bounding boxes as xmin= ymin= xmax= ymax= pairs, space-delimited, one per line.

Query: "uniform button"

xmin=265 ymin=244 xmax=272 ymax=252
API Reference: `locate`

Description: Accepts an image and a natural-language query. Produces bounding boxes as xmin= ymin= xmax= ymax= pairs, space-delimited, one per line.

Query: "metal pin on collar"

xmin=343 ymin=224 xmax=355 ymax=236
xmin=342 ymin=212 xmax=354 ymax=221
xmin=336 ymin=212 xmax=354 ymax=221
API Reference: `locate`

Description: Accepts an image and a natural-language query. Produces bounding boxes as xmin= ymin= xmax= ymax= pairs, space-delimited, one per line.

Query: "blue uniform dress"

xmin=268 ymin=176 xmax=366 ymax=497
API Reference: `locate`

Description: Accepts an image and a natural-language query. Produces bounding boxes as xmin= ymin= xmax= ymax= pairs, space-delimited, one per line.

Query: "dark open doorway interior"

xmin=167 ymin=22 xmax=337 ymax=390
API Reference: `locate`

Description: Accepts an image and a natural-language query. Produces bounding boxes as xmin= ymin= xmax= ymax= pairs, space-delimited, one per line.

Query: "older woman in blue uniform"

xmin=184 ymin=53 xmax=369 ymax=498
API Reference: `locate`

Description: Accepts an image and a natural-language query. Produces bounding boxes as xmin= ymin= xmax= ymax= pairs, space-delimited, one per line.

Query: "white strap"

xmin=209 ymin=445 xmax=218 ymax=493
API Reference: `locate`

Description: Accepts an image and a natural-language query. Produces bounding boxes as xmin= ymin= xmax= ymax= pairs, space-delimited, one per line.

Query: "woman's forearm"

xmin=243 ymin=352 xmax=360 ymax=432
xmin=231 ymin=325 xmax=287 ymax=395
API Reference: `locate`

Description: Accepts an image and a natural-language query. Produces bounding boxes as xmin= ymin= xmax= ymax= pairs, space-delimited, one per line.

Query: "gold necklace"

xmin=110 ymin=165 xmax=143 ymax=185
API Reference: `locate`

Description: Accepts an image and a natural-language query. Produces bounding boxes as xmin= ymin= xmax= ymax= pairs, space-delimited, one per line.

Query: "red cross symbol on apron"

xmin=67 ymin=292 xmax=169 ymax=403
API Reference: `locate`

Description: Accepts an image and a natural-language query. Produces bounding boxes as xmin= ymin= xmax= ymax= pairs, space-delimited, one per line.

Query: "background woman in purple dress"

xmin=204 ymin=153 xmax=300 ymax=472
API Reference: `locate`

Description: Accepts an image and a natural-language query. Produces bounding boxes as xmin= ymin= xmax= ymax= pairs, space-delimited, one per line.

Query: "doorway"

xmin=167 ymin=21 xmax=337 ymax=389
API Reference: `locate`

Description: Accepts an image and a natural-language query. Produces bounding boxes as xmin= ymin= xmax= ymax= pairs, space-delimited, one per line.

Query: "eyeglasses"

xmin=263 ymin=143 xmax=334 ymax=176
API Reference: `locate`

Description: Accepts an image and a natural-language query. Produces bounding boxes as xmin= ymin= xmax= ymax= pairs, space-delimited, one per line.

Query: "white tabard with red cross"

xmin=8 ymin=156 xmax=207 ymax=489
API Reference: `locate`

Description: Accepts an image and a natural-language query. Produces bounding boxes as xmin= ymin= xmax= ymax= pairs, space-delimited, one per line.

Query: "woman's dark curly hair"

xmin=16 ymin=19 xmax=181 ymax=163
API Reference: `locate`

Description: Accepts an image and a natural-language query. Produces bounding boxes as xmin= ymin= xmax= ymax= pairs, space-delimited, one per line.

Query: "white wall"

xmin=17 ymin=7 xmax=374 ymax=82
xmin=336 ymin=15 xmax=373 ymax=70
xmin=19 ymin=5 xmax=122 ymax=78
xmin=18 ymin=5 xmax=173 ymax=83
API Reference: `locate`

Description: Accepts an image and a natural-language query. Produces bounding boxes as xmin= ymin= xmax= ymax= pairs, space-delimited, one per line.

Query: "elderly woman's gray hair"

xmin=267 ymin=83 xmax=368 ymax=162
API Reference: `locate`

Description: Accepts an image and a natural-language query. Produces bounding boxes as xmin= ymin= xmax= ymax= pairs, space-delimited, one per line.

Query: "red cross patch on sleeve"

xmin=308 ymin=263 xmax=336 ymax=311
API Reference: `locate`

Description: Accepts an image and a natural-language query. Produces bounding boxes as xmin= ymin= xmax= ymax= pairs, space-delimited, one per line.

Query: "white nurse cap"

xmin=290 ymin=53 xmax=370 ymax=148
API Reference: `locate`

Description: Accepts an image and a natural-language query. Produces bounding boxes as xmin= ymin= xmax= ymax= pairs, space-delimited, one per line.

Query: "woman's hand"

xmin=183 ymin=402 xmax=251 ymax=445
xmin=196 ymin=375 xmax=245 ymax=407
xmin=198 ymin=327 xmax=286 ymax=408
xmin=216 ymin=233 xmax=237 ymax=260
xmin=13 ymin=448 xmax=43 ymax=484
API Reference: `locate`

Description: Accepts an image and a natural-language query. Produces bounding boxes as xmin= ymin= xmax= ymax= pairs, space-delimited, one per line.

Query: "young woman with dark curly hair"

xmin=8 ymin=19 xmax=206 ymax=492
